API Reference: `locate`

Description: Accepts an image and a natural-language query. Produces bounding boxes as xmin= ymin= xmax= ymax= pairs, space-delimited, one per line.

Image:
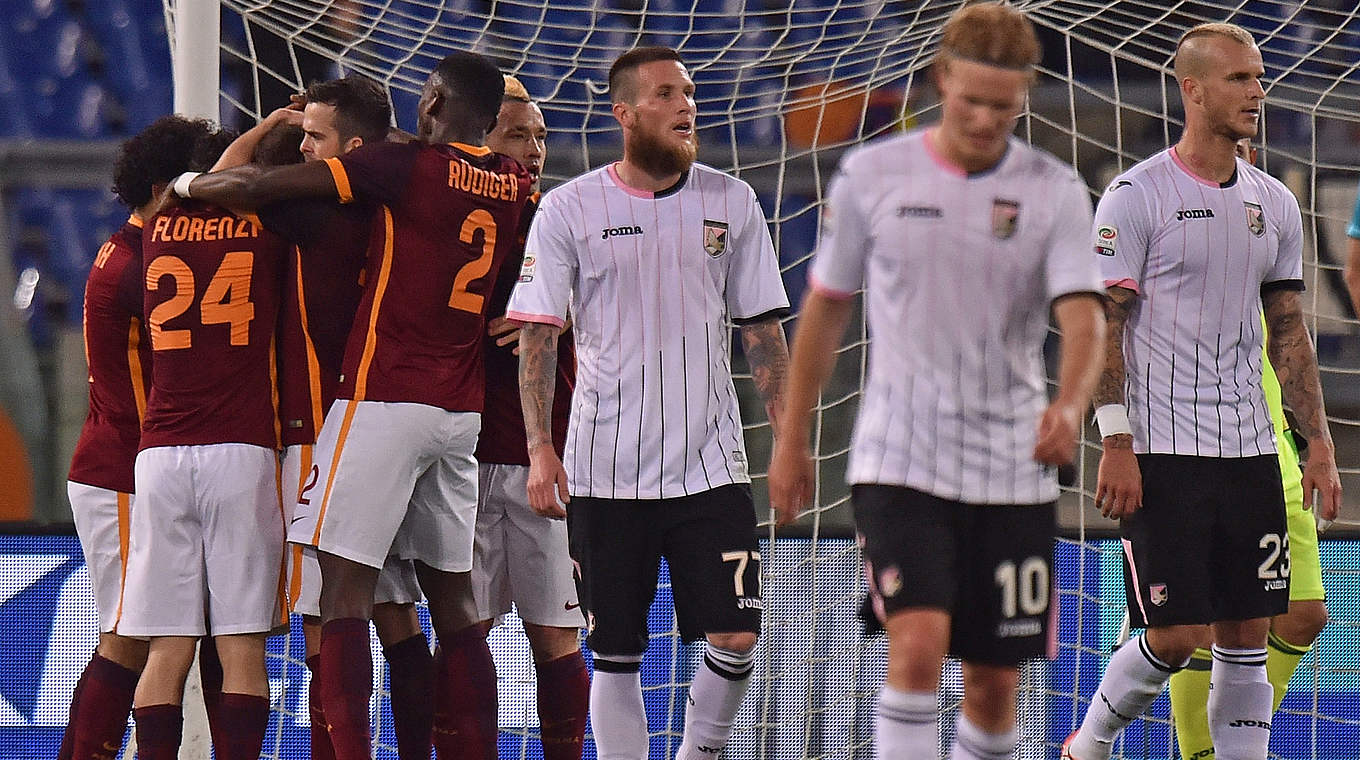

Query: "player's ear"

xmin=344 ymin=136 xmax=363 ymax=154
xmin=612 ymin=100 xmax=631 ymax=128
xmin=485 ymin=114 xmax=498 ymax=136
xmin=422 ymin=90 xmax=444 ymax=122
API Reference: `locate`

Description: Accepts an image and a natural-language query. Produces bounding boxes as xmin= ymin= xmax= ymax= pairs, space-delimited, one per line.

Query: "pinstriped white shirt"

xmin=1094 ymin=148 xmax=1303 ymax=457
xmin=507 ymin=163 xmax=788 ymax=499
xmin=810 ymin=130 xmax=1101 ymax=504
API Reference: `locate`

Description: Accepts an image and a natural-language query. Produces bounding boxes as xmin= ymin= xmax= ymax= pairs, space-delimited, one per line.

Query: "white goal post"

xmin=161 ymin=2 xmax=1360 ymax=758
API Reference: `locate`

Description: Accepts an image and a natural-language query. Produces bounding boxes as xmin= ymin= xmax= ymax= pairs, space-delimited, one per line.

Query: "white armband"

xmin=173 ymin=171 xmax=201 ymax=199
xmin=1094 ymin=404 xmax=1133 ymax=438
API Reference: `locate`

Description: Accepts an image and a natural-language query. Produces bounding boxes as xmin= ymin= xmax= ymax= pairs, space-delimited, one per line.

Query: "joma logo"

xmin=1176 ymin=208 xmax=1215 ymax=220
xmin=601 ymin=225 xmax=644 ymax=240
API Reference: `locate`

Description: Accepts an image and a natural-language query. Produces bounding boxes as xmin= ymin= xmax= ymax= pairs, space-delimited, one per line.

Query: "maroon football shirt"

xmin=256 ymin=199 xmax=370 ymax=446
xmin=139 ymin=202 xmax=288 ymax=450
xmin=475 ymin=195 xmax=575 ymax=465
xmin=324 ymin=141 xmax=531 ymax=412
xmin=68 ymin=216 xmax=152 ymax=493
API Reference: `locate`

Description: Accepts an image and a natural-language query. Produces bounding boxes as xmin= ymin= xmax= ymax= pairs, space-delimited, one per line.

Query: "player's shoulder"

xmin=1236 ymin=160 xmax=1296 ymax=206
xmin=1005 ymin=138 xmax=1083 ymax=186
xmin=836 ymin=130 xmax=922 ymax=178
xmin=1103 ymin=149 xmax=1176 ymax=193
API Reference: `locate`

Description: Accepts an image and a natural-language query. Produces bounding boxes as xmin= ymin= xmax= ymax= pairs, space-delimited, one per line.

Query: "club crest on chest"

xmin=992 ymin=198 xmax=1020 ymax=239
xmin=703 ymin=219 xmax=729 ymax=257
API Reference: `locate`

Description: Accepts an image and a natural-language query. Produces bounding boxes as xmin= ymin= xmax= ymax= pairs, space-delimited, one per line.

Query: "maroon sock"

xmin=384 ymin=634 xmax=434 ymax=760
xmin=132 ymin=704 xmax=182 ymax=760
xmin=69 ymin=653 xmax=138 ymax=760
xmin=198 ymin=637 xmax=227 ymax=751
xmin=320 ymin=618 xmax=373 ymax=760
xmin=213 ymin=693 xmax=270 ymax=760
xmin=57 ymin=666 xmax=88 ymax=760
xmin=432 ymin=625 xmax=497 ymax=760
xmin=535 ymin=651 xmax=588 ymax=760
xmin=306 ymin=655 xmax=337 ymax=760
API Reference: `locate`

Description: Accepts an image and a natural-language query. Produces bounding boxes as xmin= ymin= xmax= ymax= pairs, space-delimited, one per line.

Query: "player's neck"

xmin=1174 ymin=129 xmax=1239 ymax=184
xmin=614 ymin=156 xmax=682 ymax=193
xmin=425 ymin=125 xmax=485 ymax=148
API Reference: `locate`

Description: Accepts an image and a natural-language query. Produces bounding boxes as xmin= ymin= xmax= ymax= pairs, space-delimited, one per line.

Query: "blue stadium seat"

xmin=0 ymin=33 xmax=35 ymax=136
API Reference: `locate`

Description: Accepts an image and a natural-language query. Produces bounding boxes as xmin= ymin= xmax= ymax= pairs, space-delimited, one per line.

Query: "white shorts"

xmin=284 ymin=445 xmax=424 ymax=617
xmin=68 ymin=482 xmax=133 ymax=634
xmin=120 ymin=444 xmax=285 ymax=637
xmin=472 ymin=463 xmax=582 ymax=628
xmin=288 ymin=400 xmax=480 ymax=573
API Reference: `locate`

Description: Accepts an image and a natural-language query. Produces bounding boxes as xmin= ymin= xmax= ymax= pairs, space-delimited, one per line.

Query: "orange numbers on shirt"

xmin=200 ymin=251 xmax=256 ymax=346
xmin=448 ymin=209 xmax=498 ymax=314
xmin=145 ymin=251 xmax=256 ymax=350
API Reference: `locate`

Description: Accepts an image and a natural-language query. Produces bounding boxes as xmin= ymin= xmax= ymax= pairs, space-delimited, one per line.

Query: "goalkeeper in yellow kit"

xmin=1167 ymin=340 xmax=1328 ymax=759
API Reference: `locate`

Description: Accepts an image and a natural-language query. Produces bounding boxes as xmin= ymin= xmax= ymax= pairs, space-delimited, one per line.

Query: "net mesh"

xmin=165 ymin=1 xmax=1360 ymax=757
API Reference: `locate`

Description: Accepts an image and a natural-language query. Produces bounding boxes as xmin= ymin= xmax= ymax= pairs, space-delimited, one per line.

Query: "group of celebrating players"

xmin=54 ymin=2 xmax=1346 ymax=760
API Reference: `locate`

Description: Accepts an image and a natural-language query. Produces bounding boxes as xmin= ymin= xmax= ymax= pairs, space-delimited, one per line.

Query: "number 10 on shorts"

xmin=994 ymin=556 xmax=1049 ymax=619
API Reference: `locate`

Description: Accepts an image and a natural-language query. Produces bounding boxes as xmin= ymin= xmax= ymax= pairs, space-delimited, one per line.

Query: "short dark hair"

xmin=187 ymin=127 xmax=239 ymax=173
xmin=431 ymin=51 xmax=504 ymax=127
xmin=609 ymin=47 xmax=684 ymax=104
xmin=111 ymin=115 xmax=217 ymax=209
xmin=304 ymin=74 xmax=392 ymax=145
xmin=254 ymin=124 xmax=305 ymax=167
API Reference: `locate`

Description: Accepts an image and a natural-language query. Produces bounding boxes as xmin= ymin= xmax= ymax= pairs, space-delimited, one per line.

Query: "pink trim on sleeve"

xmin=606 ymin=163 xmax=655 ymax=199
xmin=1169 ymin=147 xmax=1220 ymax=189
xmin=809 ymin=273 xmax=857 ymax=300
xmin=505 ymin=310 xmax=567 ymax=329
xmin=1104 ymin=277 xmax=1139 ymax=294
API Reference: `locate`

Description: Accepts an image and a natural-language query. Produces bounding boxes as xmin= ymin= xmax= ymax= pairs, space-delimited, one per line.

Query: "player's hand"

xmin=488 ymin=316 xmax=522 ymax=355
xmin=767 ymin=435 xmax=814 ymax=527
xmin=1033 ymin=400 xmax=1082 ymax=466
xmin=264 ymin=104 xmax=305 ymax=128
xmin=1301 ymin=442 xmax=1342 ymax=522
xmin=1095 ymin=436 xmax=1142 ymax=519
xmin=527 ymin=443 xmax=569 ymax=519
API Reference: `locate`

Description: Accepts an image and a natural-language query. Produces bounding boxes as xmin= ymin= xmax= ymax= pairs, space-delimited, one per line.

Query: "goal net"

xmin=166 ymin=1 xmax=1360 ymax=758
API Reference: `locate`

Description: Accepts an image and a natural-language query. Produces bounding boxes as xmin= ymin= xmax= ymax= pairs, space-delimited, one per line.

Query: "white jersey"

xmin=810 ymin=129 xmax=1101 ymax=504
xmin=1095 ymin=148 xmax=1303 ymax=457
xmin=507 ymin=162 xmax=789 ymax=499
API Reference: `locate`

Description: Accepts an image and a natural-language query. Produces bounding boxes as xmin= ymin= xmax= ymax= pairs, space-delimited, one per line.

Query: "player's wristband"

xmin=1094 ymin=404 xmax=1133 ymax=438
xmin=172 ymin=172 xmax=201 ymax=199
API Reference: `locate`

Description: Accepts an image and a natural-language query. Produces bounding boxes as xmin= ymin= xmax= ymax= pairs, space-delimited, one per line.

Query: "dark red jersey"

xmin=68 ymin=216 xmax=152 ymax=493
xmin=139 ymin=202 xmax=288 ymax=450
xmin=323 ymin=141 xmax=532 ymax=412
xmin=256 ymin=199 xmax=369 ymax=446
xmin=476 ymin=195 xmax=574 ymax=464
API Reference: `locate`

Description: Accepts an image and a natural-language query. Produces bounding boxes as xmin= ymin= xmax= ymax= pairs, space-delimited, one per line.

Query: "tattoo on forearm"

xmin=518 ymin=322 xmax=560 ymax=451
xmin=740 ymin=318 xmax=790 ymax=422
xmin=1264 ymin=290 xmax=1331 ymax=444
xmin=1092 ymin=287 xmax=1136 ymax=407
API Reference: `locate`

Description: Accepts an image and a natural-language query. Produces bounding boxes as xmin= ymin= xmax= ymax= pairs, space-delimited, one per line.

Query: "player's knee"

xmin=372 ymin=602 xmax=422 ymax=645
xmin=1146 ymin=626 xmax=1209 ymax=666
xmin=97 ymin=632 xmax=149 ymax=672
xmin=705 ymin=631 xmax=757 ymax=655
xmin=1274 ymin=600 xmax=1328 ymax=646
xmin=524 ymin=623 xmax=581 ymax=662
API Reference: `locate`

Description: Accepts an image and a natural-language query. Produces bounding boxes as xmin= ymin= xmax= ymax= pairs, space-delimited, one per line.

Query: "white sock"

xmin=1208 ymin=645 xmax=1272 ymax=760
xmin=949 ymin=713 xmax=1016 ymax=760
xmin=676 ymin=644 xmax=755 ymax=760
xmin=876 ymin=686 xmax=937 ymax=759
xmin=1069 ymin=634 xmax=1184 ymax=760
xmin=590 ymin=659 xmax=648 ymax=760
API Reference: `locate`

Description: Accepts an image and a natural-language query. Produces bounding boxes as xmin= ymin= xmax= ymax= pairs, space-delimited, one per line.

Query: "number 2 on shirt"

xmin=448 ymin=209 xmax=498 ymax=314
xmin=146 ymin=251 xmax=255 ymax=350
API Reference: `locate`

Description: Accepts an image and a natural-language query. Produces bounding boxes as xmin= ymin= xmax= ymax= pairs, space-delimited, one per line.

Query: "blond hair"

xmin=937 ymin=2 xmax=1041 ymax=72
xmin=1174 ymin=23 xmax=1257 ymax=80
xmin=502 ymin=74 xmax=531 ymax=103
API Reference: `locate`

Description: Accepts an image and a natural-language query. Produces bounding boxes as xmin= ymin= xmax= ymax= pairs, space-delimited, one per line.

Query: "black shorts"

xmin=852 ymin=484 xmax=1056 ymax=666
xmin=566 ymin=483 xmax=761 ymax=657
xmin=1122 ymin=454 xmax=1289 ymax=627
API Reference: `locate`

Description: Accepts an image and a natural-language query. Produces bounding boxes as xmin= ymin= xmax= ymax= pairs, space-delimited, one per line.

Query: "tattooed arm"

xmin=738 ymin=316 xmax=791 ymax=437
xmin=1264 ymin=288 xmax=1342 ymax=520
xmin=1093 ymin=285 xmax=1142 ymax=519
xmin=519 ymin=321 xmax=569 ymax=518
